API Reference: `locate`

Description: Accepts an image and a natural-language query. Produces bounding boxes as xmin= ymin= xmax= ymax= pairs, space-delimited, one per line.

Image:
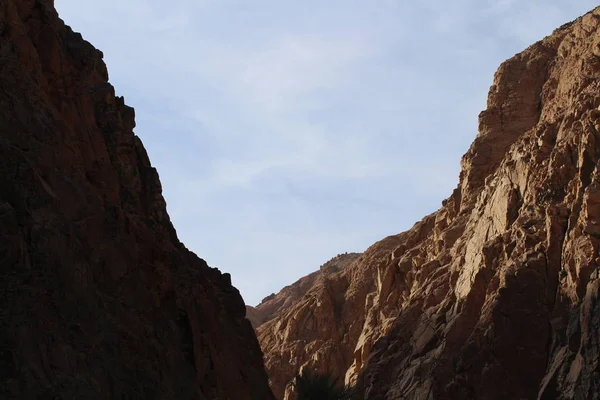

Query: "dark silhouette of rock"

xmin=0 ymin=1 xmax=274 ymax=399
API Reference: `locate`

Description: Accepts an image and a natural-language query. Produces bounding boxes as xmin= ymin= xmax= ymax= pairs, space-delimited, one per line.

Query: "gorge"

xmin=2 ymin=1 xmax=600 ymax=400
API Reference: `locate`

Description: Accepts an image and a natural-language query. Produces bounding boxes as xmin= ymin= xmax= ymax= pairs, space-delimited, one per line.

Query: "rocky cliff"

xmin=249 ymin=253 xmax=362 ymax=398
xmin=0 ymin=1 xmax=274 ymax=399
xmin=248 ymin=253 xmax=361 ymax=328
xmin=255 ymin=7 xmax=600 ymax=400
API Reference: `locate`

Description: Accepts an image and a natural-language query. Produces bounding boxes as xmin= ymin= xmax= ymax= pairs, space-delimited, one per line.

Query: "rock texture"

xmin=256 ymin=7 xmax=600 ymax=400
xmin=250 ymin=253 xmax=362 ymax=399
xmin=248 ymin=253 xmax=361 ymax=329
xmin=0 ymin=1 xmax=274 ymax=399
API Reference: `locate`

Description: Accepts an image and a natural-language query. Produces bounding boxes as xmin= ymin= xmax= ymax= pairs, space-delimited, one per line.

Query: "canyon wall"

xmin=255 ymin=7 xmax=600 ymax=400
xmin=251 ymin=253 xmax=362 ymax=398
xmin=0 ymin=1 xmax=274 ymax=399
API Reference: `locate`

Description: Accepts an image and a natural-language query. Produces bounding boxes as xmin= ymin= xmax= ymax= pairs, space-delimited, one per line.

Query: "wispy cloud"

xmin=55 ymin=0 xmax=598 ymax=305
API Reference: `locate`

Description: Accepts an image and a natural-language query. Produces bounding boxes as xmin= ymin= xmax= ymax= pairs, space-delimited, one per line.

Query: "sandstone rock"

xmin=249 ymin=253 xmax=363 ymax=399
xmin=0 ymin=1 xmax=273 ymax=399
xmin=255 ymin=7 xmax=600 ymax=400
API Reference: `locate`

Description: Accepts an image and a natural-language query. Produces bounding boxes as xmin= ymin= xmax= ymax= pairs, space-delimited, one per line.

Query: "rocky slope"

xmin=256 ymin=7 xmax=600 ymax=400
xmin=250 ymin=252 xmax=362 ymax=399
xmin=253 ymin=251 xmax=393 ymax=399
xmin=0 ymin=1 xmax=274 ymax=399
xmin=247 ymin=253 xmax=361 ymax=329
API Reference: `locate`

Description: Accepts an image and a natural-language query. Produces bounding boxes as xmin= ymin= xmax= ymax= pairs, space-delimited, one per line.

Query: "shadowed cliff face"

xmin=255 ymin=7 xmax=600 ymax=400
xmin=0 ymin=1 xmax=274 ymax=399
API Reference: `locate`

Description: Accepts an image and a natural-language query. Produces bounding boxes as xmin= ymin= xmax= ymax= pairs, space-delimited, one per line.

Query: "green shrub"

xmin=292 ymin=370 xmax=362 ymax=400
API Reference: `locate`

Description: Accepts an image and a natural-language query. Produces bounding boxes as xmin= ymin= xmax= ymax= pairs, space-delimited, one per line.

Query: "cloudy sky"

xmin=55 ymin=1 xmax=596 ymax=306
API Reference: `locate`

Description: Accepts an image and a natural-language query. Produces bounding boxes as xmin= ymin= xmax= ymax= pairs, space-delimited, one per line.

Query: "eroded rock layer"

xmin=251 ymin=253 xmax=363 ymax=398
xmin=256 ymin=8 xmax=600 ymax=400
xmin=0 ymin=1 xmax=273 ymax=399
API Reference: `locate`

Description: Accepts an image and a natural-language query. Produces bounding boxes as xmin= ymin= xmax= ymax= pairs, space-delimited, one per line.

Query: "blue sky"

xmin=54 ymin=1 xmax=596 ymax=306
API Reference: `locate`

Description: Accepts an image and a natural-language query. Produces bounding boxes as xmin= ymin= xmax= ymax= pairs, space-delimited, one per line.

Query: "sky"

xmin=54 ymin=1 xmax=597 ymax=306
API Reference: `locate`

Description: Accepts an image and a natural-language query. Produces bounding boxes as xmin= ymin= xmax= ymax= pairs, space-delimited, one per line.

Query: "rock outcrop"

xmin=255 ymin=7 xmax=600 ymax=400
xmin=250 ymin=253 xmax=362 ymax=399
xmin=0 ymin=1 xmax=274 ymax=399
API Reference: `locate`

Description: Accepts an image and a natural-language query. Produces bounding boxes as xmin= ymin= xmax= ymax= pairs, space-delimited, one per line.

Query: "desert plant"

xmin=292 ymin=370 xmax=362 ymax=400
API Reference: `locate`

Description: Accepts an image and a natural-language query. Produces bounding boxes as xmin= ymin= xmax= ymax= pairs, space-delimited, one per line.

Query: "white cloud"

xmin=236 ymin=34 xmax=372 ymax=113
xmin=54 ymin=0 xmax=598 ymax=305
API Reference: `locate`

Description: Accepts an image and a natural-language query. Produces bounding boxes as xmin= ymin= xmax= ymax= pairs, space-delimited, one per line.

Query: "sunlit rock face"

xmin=255 ymin=7 xmax=600 ymax=400
xmin=0 ymin=1 xmax=274 ymax=399
xmin=249 ymin=253 xmax=364 ymax=399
